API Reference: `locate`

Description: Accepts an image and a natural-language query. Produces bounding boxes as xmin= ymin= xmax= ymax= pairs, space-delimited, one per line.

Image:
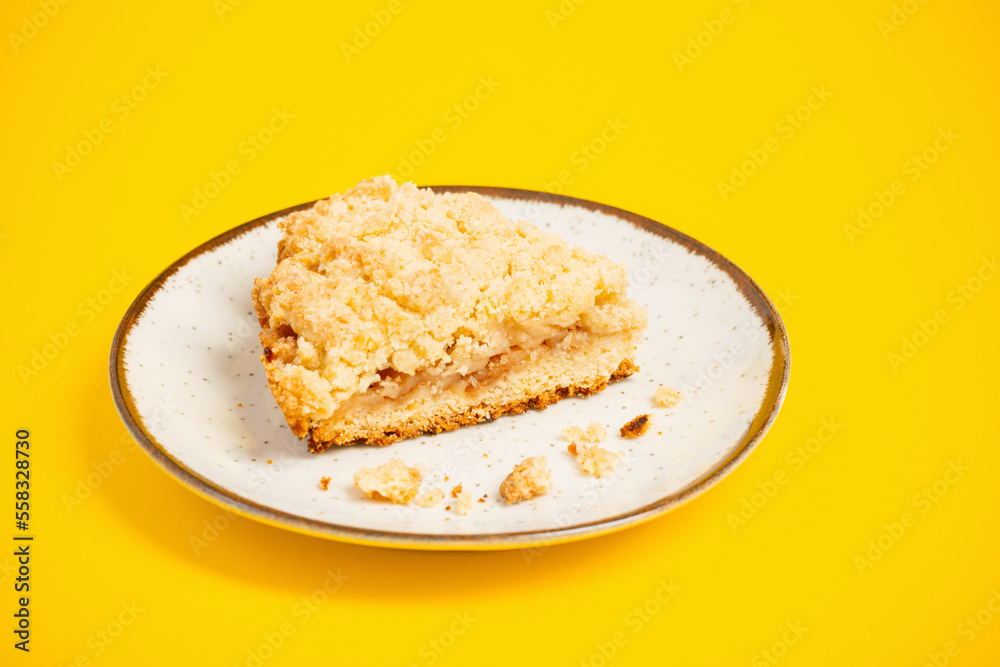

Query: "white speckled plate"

xmin=110 ymin=187 xmax=789 ymax=550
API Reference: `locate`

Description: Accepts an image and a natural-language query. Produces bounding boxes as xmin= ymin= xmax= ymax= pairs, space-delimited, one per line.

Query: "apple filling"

xmin=332 ymin=326 xmax=596 ymax=417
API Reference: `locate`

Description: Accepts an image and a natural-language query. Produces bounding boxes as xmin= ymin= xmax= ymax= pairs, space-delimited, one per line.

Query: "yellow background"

xmin=3 ymin=0 xmax=999 ymax=664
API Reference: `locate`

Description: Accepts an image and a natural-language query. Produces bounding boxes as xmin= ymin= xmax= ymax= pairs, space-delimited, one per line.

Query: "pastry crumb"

xmin=454 ymin=491 xmax=474 ymax=515
xmin=564 ymin=421 xmax=606 ymax=443
xmin=654 ymin=386 xmax=682 ymax=408
xmin=319 ymin=476 xmax=331 ymax=491
xmin=568 ymin=443 xmax=622 ymax=477
xmin=352 ymin=458 xmax=423 ymax=504
xmin=450 ymin=483 xmax=463 ymax=498
xmin=584 ymin=421 xmax=607 ymax=442
xmin=499 ymin=456 xmax=552 ymax=504
xmin=620 ymin=414 xmax=652 ymax=438
xmin=414 ymin=488 xmax=446 ymax=507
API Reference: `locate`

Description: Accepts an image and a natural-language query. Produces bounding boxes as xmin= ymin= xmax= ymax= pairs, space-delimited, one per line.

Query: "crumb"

xmin=450 ymin=483 xmax=463 ymax=498
xmin=499 ymin=456 xmax=553 ymax=504
xmin=620 ymin=414 xmax=651 ymax=438
xmin=483 ymin=453 xmax=488 ymax=458
xmin=319 ymin=476 xmax=331 ymax=491
xmin=266 ymin=459 xmax=272 ymax=464
xmin=584 ymin=421 xmax=607 ymax=442
xmin=454 ymin=491 xmax=474 ymax=515
xmin=236 ymin=403 xmax=243 ymax=407
xmin=445 ymin=505 xmax=451 ymax=511
xmin=352 ymin=458 xmax=423 ymax=504
xmin=478 ymin=498 xmax=486 ymax=503
xmin=654 ymin=386 xmax=682 ymax=408
xmin=564 ymin=422 xmax=606 ymax=443
xmin=414 ymin=488 xmax=445 ymax=507
xmin=568 ymin=443 xmax=622 ymax=477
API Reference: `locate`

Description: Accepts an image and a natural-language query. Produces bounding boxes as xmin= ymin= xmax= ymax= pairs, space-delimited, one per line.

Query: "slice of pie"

xmin=251 ymin=176 xmax=647 ymax=452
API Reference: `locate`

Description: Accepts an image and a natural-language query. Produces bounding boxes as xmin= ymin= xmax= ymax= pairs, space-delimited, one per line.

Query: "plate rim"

xmin=109 ymin=186 xmax=791 ymax=551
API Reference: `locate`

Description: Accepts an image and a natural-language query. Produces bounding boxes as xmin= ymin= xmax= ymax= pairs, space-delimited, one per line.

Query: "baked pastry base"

xmin=304 ymin=330 xmax=639 ymax=452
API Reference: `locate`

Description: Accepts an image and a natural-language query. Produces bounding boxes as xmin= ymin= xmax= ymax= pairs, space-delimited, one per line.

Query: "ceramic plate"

xmin=110 ymin=187 xmax=789 ymax=550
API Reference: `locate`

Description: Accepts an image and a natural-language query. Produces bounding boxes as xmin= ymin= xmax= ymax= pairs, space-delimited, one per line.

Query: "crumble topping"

xmin=568 ymin=443 xmax=622 ymax=477
xmin=562 ymin=420 xmax=607 ymax=443
xmin=584 ymin=421 xmax=607 ymax=442
xmin=252 ymin=175 xmax=646 ymax=434
xmin=654 ymin=386 xmax=682 ymax=408
xmin=453 ymin=490 xmax=474 ymax=515
xmin=620 ymin=414 xmax=651 ymax=438
xmin=414 ymin=488 xmax=446 ymax=508
xmin=319 ymin=476 xmax=331 ymax=491
xmin=352 ymin=458 xmax=423 ymax=503
xmin=499 ymin=456 xmax=553 ymax=504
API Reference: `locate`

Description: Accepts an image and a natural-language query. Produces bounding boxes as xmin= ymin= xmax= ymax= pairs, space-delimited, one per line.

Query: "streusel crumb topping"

xmin=352 ymin=458 xmax=423 ymax=504
xmin=568 ymin=443 xmax=622 ymax=477
xmin=252 ymin=176 xmax=646 ymax=429
xmin=499 ymin=456 xmax=553 ymax=504
xmin=654 ymin=386 xmax=682 ymax=408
